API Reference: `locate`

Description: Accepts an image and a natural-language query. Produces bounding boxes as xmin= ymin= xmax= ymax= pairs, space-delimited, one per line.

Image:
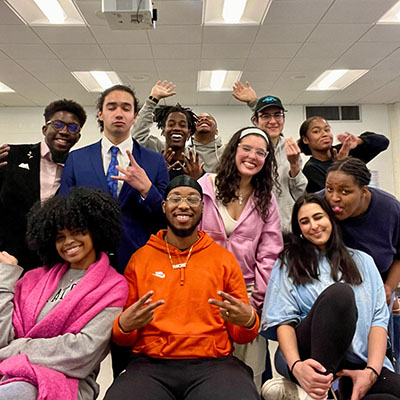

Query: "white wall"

xmin=0 ymin=102 xmax=395 ymax=195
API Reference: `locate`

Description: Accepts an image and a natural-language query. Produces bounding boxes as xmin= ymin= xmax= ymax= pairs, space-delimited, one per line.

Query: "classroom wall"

xmin=0 ymin=102 xmax=396 ymax=196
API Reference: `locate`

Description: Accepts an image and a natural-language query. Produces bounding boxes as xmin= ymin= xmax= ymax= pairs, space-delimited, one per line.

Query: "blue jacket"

xmin=60 ymin=139 xmax=169 ymax=272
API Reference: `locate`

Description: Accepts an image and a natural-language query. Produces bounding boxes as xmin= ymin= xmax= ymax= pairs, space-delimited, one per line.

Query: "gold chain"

xmin=165 ymin=237 xmax=195 ymax=269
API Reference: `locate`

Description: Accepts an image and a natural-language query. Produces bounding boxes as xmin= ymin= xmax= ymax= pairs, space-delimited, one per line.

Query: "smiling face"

xmin=55 ymin=228 xmax=96 ymax=270
xmin=235 ymin=134 xmax=268 ymax=178
xmin=195 ymin=113 xmax=218 ymax=136
xmin=325 ymin=170 xmax=368 ymax=220
xmin=162 ymin=186 xmax=203 ymax=238
xmin=297 ymin=202 xmax=333 ymax=250
xmin=302 ymin=118 xmax=333 ymax=153
xmin=97 ymin=90 xmax=137 ymax=142
xmin=254 ymin=106 xmax=284 ymax=140
xmin=163 ymin=111 xmax=190 ymax=151
xmin=42 ymin=110 xmax=81 ymax=157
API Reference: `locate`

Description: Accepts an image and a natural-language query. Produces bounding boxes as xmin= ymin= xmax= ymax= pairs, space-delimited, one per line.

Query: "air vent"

xmin=305 ymin=105 xmax=360 ymax=121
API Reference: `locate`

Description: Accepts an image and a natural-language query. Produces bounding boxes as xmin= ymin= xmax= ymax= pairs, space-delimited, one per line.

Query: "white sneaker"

xmin=261 ymin=377 xmax=326 ymax=400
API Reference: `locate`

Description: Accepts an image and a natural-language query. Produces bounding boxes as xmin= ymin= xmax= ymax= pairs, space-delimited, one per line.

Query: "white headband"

xmin=239 ymin=128 xmax=269 ymax=143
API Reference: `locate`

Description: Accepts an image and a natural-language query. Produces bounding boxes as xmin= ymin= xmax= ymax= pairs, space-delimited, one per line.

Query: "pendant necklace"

xmin=165 ymin=236 xmax=195 ymax=269
xmin=238 ymin=189 xmax=252 ymax=205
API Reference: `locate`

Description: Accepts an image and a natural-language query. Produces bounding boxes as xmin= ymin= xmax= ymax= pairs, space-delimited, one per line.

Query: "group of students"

xmin=0 ymin=78 xmax=399 ymax=400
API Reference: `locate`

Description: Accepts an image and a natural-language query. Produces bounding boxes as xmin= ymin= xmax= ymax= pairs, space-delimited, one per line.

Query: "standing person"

xmin=60 ymin=84 xmax=168 ymax=273
xmin=198 ymin=127 xmax=283 ymax=389
xmin=261 ymin=194 xmax=400 ymax=400
xmin=104 ymin=175 xmax=260 ymax=400
xmin=132 ymin=80 xmax=223 ymax=174
xmin=0 ymin=99 xmax=87 ymax=271
xmin=0 ymin=187 xmax=128 ymax=400
xmin=298 ymin=116 xmax=389 ymax=193
xmin=233 ymin=81 xmax=307 ymax=232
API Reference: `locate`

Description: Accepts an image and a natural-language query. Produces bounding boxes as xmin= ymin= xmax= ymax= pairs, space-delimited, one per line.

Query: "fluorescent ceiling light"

xmin=0 ymin=82 xmax=15 ymax=93
xmin=222 ymin=0 xmax=247 ymax=23
xmin=378 ymin=1 xmax=400 ymax=23
xmin=72 ymin=71 xmax=122 ymax=92
xmin=203 ymin=0 xmax=272 ymax=25
xmin=198 ymin=70 xmax=242 ymax=92
xmin=307 ymin=69 xmax=369 ymax=91
xmin=33 ymin=0 xmax=66 ymax=24
xmin=5 ymin=0 xmax=85 ymax=25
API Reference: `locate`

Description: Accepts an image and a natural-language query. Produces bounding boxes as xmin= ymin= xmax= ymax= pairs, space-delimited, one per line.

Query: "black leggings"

xmin=293 ymin=282 xmax=400 ymax=400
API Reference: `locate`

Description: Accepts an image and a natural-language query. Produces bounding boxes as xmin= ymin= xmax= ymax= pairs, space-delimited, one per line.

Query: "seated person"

xmin=0 ymin=187 xmax=128 ymax=400
xmin=298 ymin=116 xmax=389 ymax=193
xmin=261 ymin=194 xmax=399 ymax=400
xmin=105 ymin=175 xmax=260 ymax=400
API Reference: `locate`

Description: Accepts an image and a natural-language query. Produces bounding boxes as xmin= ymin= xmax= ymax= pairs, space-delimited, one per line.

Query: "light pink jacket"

xmin=198 ymin=174 xmax=283 ymax=313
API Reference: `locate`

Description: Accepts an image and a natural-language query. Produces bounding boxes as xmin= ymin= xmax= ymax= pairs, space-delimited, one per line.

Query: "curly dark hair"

xmin=215 ymin=127 xmax=280 ymax=222
xmin=281 ymin=194 xmax=362 ymax=286
xmin=26 ymin=187 xmax=122 ymax=267
xmin=297 ymin=116 xmax=325 ymax=155
xmin=44 ymin=99 xmax=87 ymax=128
xmin=153 ymin=103 xmax=198 ymax=135
xmin=327 ymin=157 xmax=371 ymax=188
xmin=96 ymin=84 xmax=140 ymax=131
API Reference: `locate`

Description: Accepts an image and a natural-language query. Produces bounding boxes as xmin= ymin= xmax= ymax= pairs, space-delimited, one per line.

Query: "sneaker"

xmin=261 ymin=377 xmax=325 ymax=400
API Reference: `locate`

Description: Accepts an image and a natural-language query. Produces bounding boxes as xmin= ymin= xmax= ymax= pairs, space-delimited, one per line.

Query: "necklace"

xmin=238 ymin=189 xmax=252 ymax=205
xmin=165 ymin=236 xmax=195 ymax=269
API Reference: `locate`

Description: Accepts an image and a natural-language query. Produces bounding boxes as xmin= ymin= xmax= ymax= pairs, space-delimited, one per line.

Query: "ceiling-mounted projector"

xmin=102 ymin=0 xmax=157 ymax=30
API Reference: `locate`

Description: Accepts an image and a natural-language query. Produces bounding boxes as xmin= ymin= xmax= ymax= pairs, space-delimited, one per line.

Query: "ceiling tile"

xmin=359 ymin=24 xmax=400 ymax=42
xmin=151 ymin=44 xmax=201 ymax=59
xmin=202 ymin=26 xmax=259 ymax=44
xmin=101 ymin=44 xmax=153 ymax=59
xmin=296 ymin=42 xmax=351 ymax=59
xmin=0 ymin=25 xmax=42 ymax=44
xmin=256 ymin=24 xmax=316 ymax=44
xmin=49 ymin=44 xmax=105 ymax=60
xmin=0 ymin=44 xmax=56 ymax=60
xmin=202 ymin=44 xmax=250 ymax=59
xmin=110 ymin=59 xmax=157 ymax=72
xmin=264 ymin=0 xmax=334 ymax=24
xmin=197 ymin=92 xmax=232 ymax=105
xmin=332 ymin=42 xmax=400 ymax=69
xmin=200 ymin=59 xmax=246 ymax=70
xmin=292 ymin=91 xmax=335 ymax=105
xmin=155 ymin=1 xmax=202 ymax=25
xmin=63 ymin=59 xmax=111 ymax=70
xmin=321 ymin=0 xmax=399 ymax=23
xmin=0 ymin=93 xmax=37 ymax=106
xmin=0 ymin=1 xmax=25 ymax=25
xmin=248 ymin=43 xmax=302 ymax=59
xmin=89 ymin=25 xmax=149 ymax=44
xmin=244 ymin=58 xmax=292 ymax=72
xmin=32 ymin=27 xmax=96 ymax=44
xmin=148 ymin=26 xmax=202 ymax=44
xmin=75 ymin=0 xmax=108 ymax=26
xmin=307 ymin=23 xmax=371 ymax=43
xmin=285 ymin=57 xmax=337 ymax=72
xmin=155 ymin=59 xmax=200 ymax=72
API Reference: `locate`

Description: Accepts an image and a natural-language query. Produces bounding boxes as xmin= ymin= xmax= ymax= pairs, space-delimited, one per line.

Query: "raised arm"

xmin=131 ymin=80 xmax=176 ymax=152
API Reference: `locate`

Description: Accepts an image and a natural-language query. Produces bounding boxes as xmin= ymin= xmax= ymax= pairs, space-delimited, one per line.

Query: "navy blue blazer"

xmin=60 ymin=139 xmax=169 ymax=271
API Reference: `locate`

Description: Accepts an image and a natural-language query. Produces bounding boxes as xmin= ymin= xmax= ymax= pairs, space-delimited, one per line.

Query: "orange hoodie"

xmin=112 ymin=230 xmax=259 ymax=359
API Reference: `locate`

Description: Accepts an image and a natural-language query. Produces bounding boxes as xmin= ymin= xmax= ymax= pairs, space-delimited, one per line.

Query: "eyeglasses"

xmin=238 ymin=143 xmax=269 ymax=159
xmin=166 ymin=195 xmax=202 ymax=206
xmin=258 ymin=112 xmax=285 ymax=121
xmin=46 ymin=120 xmax=81 ymax=135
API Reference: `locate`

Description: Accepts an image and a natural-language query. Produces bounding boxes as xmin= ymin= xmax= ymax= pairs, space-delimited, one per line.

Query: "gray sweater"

xmin=0 ymin=263 xmax=122 ymax=400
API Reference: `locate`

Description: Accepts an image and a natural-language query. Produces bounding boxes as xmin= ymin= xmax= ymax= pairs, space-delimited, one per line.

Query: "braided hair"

xmin=153 ymin=103 xmax=198 ymax=135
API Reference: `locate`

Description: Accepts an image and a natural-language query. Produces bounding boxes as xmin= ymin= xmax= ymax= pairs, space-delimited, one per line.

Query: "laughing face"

xmin=55 ymin=228 xmax=96 ymax=270
xmin=195 ymin=113 xmax=218 ymax=136
xmin=235 ymin=134 xmax=268 ymax=178
xmin=164 ymin=112 xmax=190 ymax=151
xmin=162 ymin=186 xmax=203 ymax=238
xmin=42 ymin=110 xmax=81 ymax=160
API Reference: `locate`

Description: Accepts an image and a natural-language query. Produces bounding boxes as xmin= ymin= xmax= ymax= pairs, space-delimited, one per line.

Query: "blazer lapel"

xmin=89 ymin=141 xmax=109 ymax=193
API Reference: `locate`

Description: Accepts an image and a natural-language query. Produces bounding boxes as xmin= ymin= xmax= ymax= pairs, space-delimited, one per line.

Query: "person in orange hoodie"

xmin=105 ymin=175 xmax=260 ymax=400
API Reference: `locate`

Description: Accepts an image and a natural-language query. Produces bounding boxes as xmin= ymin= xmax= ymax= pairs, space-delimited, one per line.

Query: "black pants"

xmin=293 ymin=282 xmax=400 ymax=400
xmin=104 ymin=354 xmax=260 ymax=400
